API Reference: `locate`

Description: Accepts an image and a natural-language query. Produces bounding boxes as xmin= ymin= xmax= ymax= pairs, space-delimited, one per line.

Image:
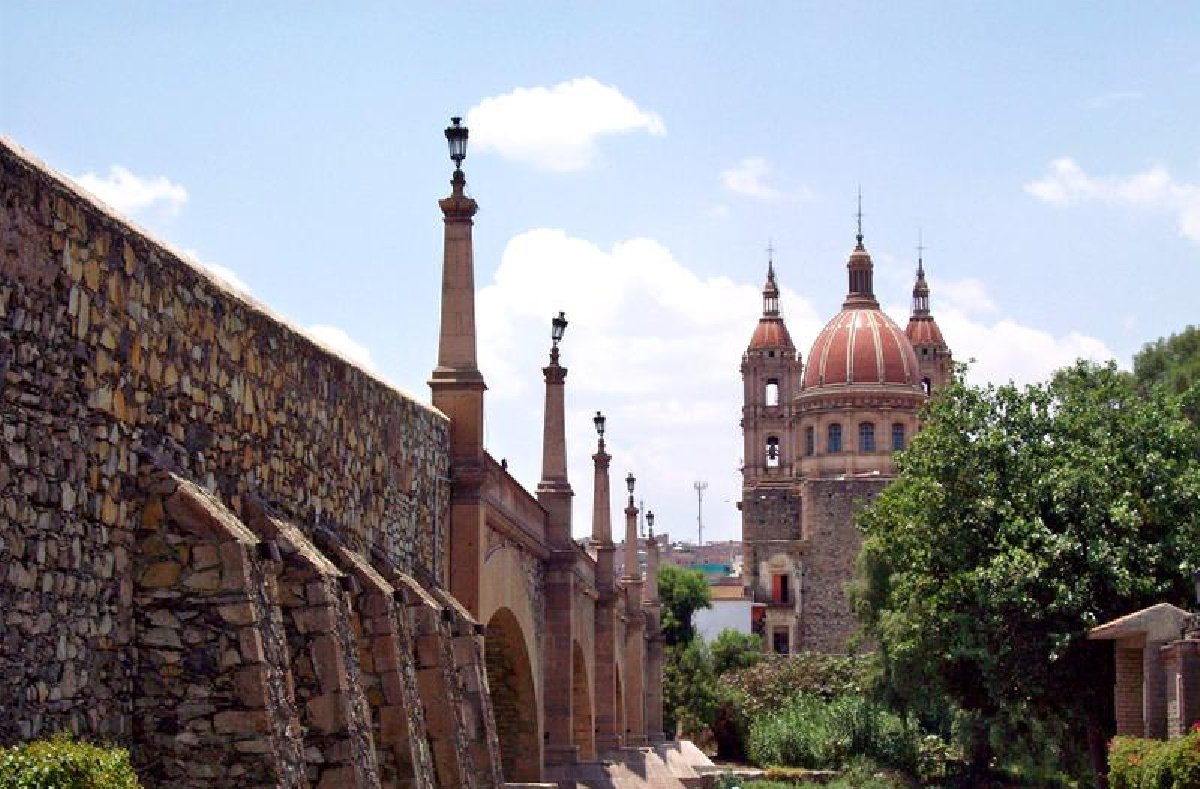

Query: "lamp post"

xmin=1193 ymin=568 xmax=1200 ymax=607
xmin=624 ymin=472 xmax=639 ymax=579
xmin=550 ymin=310 xmax=568 ymax=364
xmin=593 ymin=410 xmax=606 ymax=440
xmin=445 ymin=116 xmax=468 ymax=170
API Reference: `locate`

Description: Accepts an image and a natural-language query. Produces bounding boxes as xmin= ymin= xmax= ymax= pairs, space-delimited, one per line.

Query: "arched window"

xmin=765 ymin=378 xmax=779 ymax=406
xmin=922 ymin=377 xmax=932 ymax=395
xmin=827 ymin=423 xmax=842 ymax=453
xmin=765 ymin=436 xmax=780 ymax=468
xmin=859 ymin=422 xmax=876 ymax=452
xmin=892 ymin=422 xmax=906 ymax=451
xmin=804 ymin=426 xmax=815 ymax=456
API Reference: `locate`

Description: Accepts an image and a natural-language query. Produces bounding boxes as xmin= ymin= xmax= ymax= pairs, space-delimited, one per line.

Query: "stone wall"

xmin=0 ymin=139 xmax=451 ymax=761
xmin=797 ymin=478 xmax=886 ymax=653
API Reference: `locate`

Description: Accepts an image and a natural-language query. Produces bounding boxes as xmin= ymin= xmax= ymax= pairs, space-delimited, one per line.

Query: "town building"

xmin=740 ymin=220 xmax=953 ymax=654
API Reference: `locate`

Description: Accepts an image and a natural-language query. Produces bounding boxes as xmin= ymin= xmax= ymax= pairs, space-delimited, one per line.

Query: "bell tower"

xmin=904 ymin=241 xmax=953 ymax=394
xmin=739 ymin=255 xmax=804 ymax=654
xmin=740 ymin=256 xmax=800 ymax=482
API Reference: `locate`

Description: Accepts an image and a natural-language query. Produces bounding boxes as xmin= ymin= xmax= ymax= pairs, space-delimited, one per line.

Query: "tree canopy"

xmin=657 ymin=563 xmax=711 ymax=647
xmin=853 ymin=360 xmax=1200 ymax=781
xmin=1133 ymin=324 xmax=1200 ymax=426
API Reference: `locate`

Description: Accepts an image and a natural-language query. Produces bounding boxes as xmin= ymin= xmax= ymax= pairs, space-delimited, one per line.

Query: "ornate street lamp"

xmin=626 ymin=472 xmax=636 ymax=495
xmin=593 ymin=410 xmax=606 ymax=437
xmin=445 ymin=116 xmax=468 ymax=171
xmin=551 ymin=311 xmax=568 ymax=348
xmin=646 ymin=510 xmax=655 ymax=532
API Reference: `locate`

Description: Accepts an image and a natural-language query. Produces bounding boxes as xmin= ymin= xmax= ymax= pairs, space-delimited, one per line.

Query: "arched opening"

xmin=804 ymin=426 xmax=814 ymax=456
xmin=484 ymin=607 xmax=539 ymax=782
xmin=765 ymin=378 xmax=779 ymax=406
xmin=891 ymin=422 xmax=906 ymax=451
xmin=571 ymin=641 xmax=594 ymax=761
xmin=765 ymin=436 xmax=780 ymax=468
xmin=922 ymin=376 xmax=932 ymax=395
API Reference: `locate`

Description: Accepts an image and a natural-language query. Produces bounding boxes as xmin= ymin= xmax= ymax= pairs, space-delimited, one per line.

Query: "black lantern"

xmin=625 ymin=472 xmax=636 ymax=495
xmin=1193 ymin=568 xmax=1200 ymax=606
xmin=593 ymin=410 xmax=606 ymax=437
xmin=551 ymin=311 xmax=568 ymax=347
xmin=646 ymin=510 xmax=655 ymax=530
xmin=445 ymin=116 xmax=468 ymax=170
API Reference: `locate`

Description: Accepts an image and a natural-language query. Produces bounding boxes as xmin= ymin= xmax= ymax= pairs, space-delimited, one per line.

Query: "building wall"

xmin=0 ymin=140 xmax=449 ymax=743
xmin=797 ymin=477 xmax=886 ymax=653
xmin=694 ymin=600 xmax=752 ymax=643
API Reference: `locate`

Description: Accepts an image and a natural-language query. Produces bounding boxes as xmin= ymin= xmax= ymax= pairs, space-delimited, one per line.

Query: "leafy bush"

xmin=746 ymin=693 xmax=920 ymax=772
xmin=720 ymin=652 xmax=876 ymax=725
xmin=711 ymin=630 xmax=763 ymax=676
xmin=1108 ymin=732 xmax=1200 ymax=789
xmin=0 ymin=734 xmax=142 ymax=789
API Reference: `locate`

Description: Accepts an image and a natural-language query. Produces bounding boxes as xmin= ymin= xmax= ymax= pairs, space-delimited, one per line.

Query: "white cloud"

xmin=467 ymin=77 xmax=665 ymax=172
xmin=477 ymin=228 xmax=821 ymax=542
xmin=722 ymin=157 xmax=781 ymax=200
xmin=73 ymin=165 xmax=188 ymax=216
xmin=183 ymin=249 xmax=252 ymax=295
xmin=1025 ymin=157 xmax=1200 ymax=244
xmin=1082 ymin=90 xmax=1143 ymax=110
xmin=720 ymin=157 xmax=813 ymax=202
xmin=306 ymin=325 xmax=378 ymax=372
xmin=886 ymin=276 xmax=1115 ymax=387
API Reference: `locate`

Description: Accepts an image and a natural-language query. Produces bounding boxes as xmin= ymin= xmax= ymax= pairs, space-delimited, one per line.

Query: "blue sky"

xmin=4 ymin=3 xmax=1198 ymax=543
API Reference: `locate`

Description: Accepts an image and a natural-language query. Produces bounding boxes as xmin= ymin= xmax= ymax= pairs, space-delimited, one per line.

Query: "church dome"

xmin=747 ymin=259 xmax=795 ymax=351
xmin=801 ymin=232 xmax=921 ymax=390
xmin=803 ymin=307 xmax=920 ymax=388
xmin=905 ymin=316 xmax=945 ymax=346
xmin=749 ymin=317 xmax=794 ymax=351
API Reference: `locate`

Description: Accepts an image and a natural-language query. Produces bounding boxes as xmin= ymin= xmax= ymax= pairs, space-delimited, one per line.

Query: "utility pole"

xmin=693 ymin=480 xmax=708 ymax=546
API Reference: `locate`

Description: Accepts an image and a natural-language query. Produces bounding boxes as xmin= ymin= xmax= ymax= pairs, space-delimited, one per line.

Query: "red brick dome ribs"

xmin=803 ymin=307 xmax=920 ymax=388
xmin=905 ymin=316 xmax=945 ymax=346
xmin=749 ymin=317 xmax=794 ymax=351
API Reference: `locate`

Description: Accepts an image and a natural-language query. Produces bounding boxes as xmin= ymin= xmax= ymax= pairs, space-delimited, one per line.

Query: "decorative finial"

xmin=916 ymin=228 xmax=926 ymax=277
xmin=855 ymin=187 xmax=865 ymax=249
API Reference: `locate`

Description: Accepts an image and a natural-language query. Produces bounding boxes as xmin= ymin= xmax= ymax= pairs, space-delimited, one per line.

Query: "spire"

xmin=911 ymin=231 xmax=931 ymax=318
xmin=855 ymin=186 xmax=865 ymax=250
xmin=762 ymin=245 xmax=780 ymax=317
xmin=844 ymin=189 xmax=877 ymax=307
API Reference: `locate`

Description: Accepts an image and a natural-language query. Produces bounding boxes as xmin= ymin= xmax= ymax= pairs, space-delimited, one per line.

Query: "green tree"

xmin=711 ymin=629 xmax=762 ymax=676
xmin=1133 ymin=325 xmax=1200 ymax=426
xmin=657 ymin=563 xmax=711 ymax=647
xmin=853 ymin=361 xmax=1200 ymax=788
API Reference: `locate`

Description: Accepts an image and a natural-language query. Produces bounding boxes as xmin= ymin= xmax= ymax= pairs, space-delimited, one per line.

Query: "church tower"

xmin=904 ymin=248 xmax=953 ymax=394
xmin=741 ymin=258 xmax=800 ymax=483
xmin=740 ymin=256 xmax=804 ymax=655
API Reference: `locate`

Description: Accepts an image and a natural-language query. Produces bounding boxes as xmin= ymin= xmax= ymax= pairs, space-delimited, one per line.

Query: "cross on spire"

xmin=855 ymin=187 xmax=865 ymax=249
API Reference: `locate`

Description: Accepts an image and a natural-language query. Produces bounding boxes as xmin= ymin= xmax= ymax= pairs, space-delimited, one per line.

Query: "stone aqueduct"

xmin=0 ymin=134 xmax=665 ymax=787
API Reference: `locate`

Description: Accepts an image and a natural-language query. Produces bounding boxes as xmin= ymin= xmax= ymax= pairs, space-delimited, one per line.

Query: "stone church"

xmin=740 ymin=225 xmax=952 ymax=654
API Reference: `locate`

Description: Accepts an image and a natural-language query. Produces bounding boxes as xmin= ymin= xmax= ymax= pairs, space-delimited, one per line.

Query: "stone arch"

xmin=484 ymin=607 xmax=539 ymax=782
xmin=571 ymin=641 xmax=594 ymax=761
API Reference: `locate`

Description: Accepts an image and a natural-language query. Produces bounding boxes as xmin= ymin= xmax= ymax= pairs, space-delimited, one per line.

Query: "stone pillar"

xmin=428 ymin=158 xmax=488 ymax=619
xmin=1144 ymin=640 xmax=1168 ymax=738
xmin=591 ymin=431 xmax=622 ymax=755
xmin=643 ymin=531 xmax=665 ymax=744
xmin=1114 ymin=645 xmax=1145 ymax=736
xmin=1161 ymin=639 xmax=1200 ymax=738
xmin=622 ymin=495 xmax=646 ymax=747
xmin=537 ymin=333 xmax=572 ymax=545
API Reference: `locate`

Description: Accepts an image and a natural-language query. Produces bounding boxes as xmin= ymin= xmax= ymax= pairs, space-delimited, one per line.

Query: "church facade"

xmin=740 ymin=228 xmax=952 ymax=654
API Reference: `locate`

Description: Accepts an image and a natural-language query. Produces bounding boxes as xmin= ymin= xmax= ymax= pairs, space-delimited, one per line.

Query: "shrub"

xmin=1108 ymin=732 xmax=1200 ymax=789
xmin=746 ymin=693 xmax=920 ymax=772
xmin=0 ymin=734 xmax=142 ymax=789
xmin=720 ymin=652 xmax=876 ymax=725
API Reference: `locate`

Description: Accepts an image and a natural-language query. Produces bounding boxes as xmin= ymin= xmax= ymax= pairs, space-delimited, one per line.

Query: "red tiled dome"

xmin=803 ymin=307 xmax=920 ymax=388
xmin=905 ymin=317 xmax=945 ymax=346
xmin=748 ymin=317 xmax=794 ymax=351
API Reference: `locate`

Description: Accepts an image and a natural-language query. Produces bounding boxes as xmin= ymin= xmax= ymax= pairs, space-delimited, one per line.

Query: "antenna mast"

xmin=693 ymin=480 xmax=709 ymax=546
